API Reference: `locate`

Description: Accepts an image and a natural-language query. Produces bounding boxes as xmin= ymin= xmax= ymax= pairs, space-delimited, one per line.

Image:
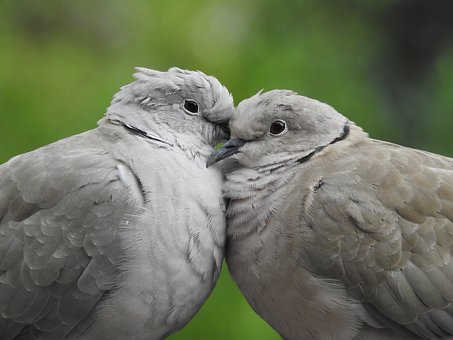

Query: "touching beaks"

xmin=206 ymin=139 xmax=247 ymax=167
xmin=218 ymin=122 xmax=230 ymax=137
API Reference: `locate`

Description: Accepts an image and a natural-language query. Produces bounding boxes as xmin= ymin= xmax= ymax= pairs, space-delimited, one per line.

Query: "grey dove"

xmin=207 ymin=90 xmax=453 ymax=339
xmin=0 ymin=67 xmax=234 ymax=340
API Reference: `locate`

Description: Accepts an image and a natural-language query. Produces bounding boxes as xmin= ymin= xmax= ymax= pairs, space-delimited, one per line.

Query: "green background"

xmin=1 ymin=1 xmax=452 ymax=339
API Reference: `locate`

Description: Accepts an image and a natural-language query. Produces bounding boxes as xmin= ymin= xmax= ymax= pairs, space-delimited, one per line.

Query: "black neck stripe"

xmin=121 ymin=122 xmax=173 ymax=147
xmin=296 ymin=123 xmax=350 ymax=164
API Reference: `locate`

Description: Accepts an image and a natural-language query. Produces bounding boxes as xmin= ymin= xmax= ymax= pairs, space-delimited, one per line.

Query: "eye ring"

xmin=183 ymin=99 xmax=200 ymax=115
xmin=269 ymin=119 xmax=287 ymax=136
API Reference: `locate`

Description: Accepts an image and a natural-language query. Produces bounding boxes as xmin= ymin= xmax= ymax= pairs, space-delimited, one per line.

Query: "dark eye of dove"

xmin=183 ymin=99 xmax=200 ymax=115
xmin=269 ymin=119 xmax=287 ymax=136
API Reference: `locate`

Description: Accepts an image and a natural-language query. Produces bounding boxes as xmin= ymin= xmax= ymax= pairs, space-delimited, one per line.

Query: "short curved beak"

xmin=218 ymin=122 xmax=230 ymax=137
xmin=206 ymin=139 xmax=247 ymax=167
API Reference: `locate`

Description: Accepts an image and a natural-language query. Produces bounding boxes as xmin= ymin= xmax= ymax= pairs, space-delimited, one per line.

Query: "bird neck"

xmin=98 ymin=117 xmax=214 ymax=161
xmin=225 ymin=162 xmax=299 ymax=240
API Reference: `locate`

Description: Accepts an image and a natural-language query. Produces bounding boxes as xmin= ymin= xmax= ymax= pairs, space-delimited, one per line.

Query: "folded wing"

xmin=0 ymin=132 xmax=131 ymax=339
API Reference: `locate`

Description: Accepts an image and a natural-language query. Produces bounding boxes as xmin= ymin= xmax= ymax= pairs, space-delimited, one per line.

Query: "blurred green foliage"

xmin=0 ymin=0 xmax=452 ymax=339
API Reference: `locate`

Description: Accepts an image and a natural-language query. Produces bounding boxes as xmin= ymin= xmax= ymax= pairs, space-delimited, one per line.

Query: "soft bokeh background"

xmin=1 ymin=0 xmax=452 ymax=338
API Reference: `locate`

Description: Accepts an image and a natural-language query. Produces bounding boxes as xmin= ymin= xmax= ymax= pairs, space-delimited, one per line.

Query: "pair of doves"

xmin=1 ymin=67 xmax=452 ymax=339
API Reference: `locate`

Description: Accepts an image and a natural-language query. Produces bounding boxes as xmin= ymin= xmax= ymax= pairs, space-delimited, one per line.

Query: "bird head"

xmin=102 ymin=67 xmax=234 ymax=148
xmin=207 ymin=90 xmax=350 ymax=169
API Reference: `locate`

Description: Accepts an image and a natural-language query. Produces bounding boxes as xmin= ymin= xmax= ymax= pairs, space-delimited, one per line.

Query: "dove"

xmin=207 ymin=90 xmax=453 ymax=339
xmin=0 ymin=67 xmax=234 ymax=340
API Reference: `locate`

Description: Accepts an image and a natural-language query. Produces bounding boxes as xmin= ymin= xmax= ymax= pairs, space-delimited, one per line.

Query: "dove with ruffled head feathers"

xmin=0 ymin=67 xmax=234 ymax=340
xmin=208 ymin=90 xmax=453 ymax=339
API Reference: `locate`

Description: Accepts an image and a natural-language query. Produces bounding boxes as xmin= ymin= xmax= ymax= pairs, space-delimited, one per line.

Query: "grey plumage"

xmin=0 ymin=67 xmax=234 ymax=339
xmin=208 ymin=90 xmax=453 ymax=339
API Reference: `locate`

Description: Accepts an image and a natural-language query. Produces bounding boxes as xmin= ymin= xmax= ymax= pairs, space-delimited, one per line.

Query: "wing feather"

xmin=304 ymin=139 xmax=453 ymax=337
xmin=0 ymin=130 xmax=132 ymax=339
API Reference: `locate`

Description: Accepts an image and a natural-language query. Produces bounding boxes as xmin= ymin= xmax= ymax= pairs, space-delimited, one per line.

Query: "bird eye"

xmin=183 ymin=99 xmax=200 ymax=115
xmin=269 ymin=120 xmax=287 ymax=136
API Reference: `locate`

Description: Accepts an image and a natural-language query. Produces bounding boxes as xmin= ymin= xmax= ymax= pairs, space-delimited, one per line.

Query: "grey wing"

xmin=0 ymin=134 xmax=131 ymax=339
xmin=304 ymin=142 xmax=453 ymax=338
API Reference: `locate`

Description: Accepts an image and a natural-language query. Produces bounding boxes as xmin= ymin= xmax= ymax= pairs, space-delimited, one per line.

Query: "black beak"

xmin=206 ymin=139 xmax=247 ymax=167
xmin=218 ymin=122 xmax=230 ymax=137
